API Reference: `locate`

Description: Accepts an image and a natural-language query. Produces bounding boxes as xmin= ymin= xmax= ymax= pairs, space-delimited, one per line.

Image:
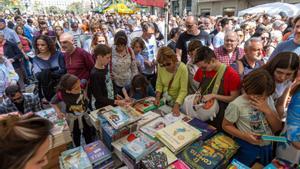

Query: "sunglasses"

xmin=160 ymin=62 xmax=172 ymax=67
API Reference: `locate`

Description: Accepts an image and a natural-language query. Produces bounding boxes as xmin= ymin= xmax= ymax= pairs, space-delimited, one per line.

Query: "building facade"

xmin=170 ymin=0 xmax=300 ymax=17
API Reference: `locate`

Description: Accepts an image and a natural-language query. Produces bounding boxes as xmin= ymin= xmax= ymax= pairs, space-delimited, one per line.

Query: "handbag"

xmin=182 ymin=64 xmax=226 ymax=121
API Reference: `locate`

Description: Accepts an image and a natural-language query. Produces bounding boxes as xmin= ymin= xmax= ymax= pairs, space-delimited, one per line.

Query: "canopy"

xmin=103 ymin=3 xmax=138 ymax=14
xmin=238 ymin=2 xmax=300 ymax=17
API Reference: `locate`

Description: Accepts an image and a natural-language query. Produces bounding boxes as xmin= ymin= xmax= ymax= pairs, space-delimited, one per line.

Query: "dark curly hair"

xmin=34 ymin=35 xmax=56 ymax=56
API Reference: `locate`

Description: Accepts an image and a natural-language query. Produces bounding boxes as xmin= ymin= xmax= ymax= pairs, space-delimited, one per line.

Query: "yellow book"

xmin=156 ymin=121 xmax=201 ymax=154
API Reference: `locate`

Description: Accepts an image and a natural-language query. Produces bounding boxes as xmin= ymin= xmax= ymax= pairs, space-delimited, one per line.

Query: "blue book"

xmin=83 ymin=140 xmax=111 ymax=166
xmin=102 ymin=107 xmax=130 ymax=129
xmin=60 ymin=147 xmax=92 ymax=169
xmin=188 ymin=118 xmax=217 ymax=141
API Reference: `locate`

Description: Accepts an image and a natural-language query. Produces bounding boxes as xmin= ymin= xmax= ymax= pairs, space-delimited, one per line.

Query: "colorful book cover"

xmin=179 ymin=141 xmax=225 ymax=169
xmin=122 ymin=132 xmax=159 ymax=161
xmin=168 ymin=160 xmax=191 ymax=169
xmin=123 ymin=106 xmax=143 ymax=121
xmin=133 ymin=97 xmax=163 ymax=113
xmin=141 ymin=147 xmax=177 ymax=169
xmin=261 ymin=135 xmax=288 ymax=143
xmin=156 ymin=121 xmax=201 ymax=153
xmin=263 ymin=158 xmax=296 ymax=169
xmin=140 ymin=117 xmax=170 ymax=138
xmin=188 ymin=118 xmax=217 ymax=141
xmin=61 ymin=147 xmax=92 ymax=169
xmin=227 ymin=159 xmax=250 ymax=169
xmin=204 ymin=133 xmax=239 ymax=163
xmin=102 ymin=107 xmax=130 ymax=129
xmin=83 ymin=140 xmax=111 ymax=165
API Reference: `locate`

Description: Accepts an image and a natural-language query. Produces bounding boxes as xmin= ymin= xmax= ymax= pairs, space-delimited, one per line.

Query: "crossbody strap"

xmin=212 ymin=64 xmax=226 ymax=94
xmin=167 ymin=63 xmax=180 ymax=92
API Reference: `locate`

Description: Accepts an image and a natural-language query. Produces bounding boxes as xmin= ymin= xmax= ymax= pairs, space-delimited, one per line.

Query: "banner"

xmin=133 ymin=0 xmax=165 ymax=8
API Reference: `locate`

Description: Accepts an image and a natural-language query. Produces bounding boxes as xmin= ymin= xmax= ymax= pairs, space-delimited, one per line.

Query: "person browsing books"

xmin=154 ymin=47 xmax=188 ymax=116
xmin=222 ymin=68 xmax=282 ymax=166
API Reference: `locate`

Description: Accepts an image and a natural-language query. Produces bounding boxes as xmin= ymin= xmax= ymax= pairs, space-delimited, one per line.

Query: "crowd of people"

xmin=0 ymin=10 xmax=300 ymax=168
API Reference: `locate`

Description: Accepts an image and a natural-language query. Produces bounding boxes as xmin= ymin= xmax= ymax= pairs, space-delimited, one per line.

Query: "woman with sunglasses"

xmin=154 ymin=46 xmax=188 ymax=116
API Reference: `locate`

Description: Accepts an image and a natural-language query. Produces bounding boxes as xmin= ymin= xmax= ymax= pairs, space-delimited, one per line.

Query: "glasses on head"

xmin=160 ymin=62 xmax=172 ymax=67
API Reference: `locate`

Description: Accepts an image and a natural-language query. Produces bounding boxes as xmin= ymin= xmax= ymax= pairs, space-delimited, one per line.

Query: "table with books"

xmin=56 ymin=97 xmax=297 ymax=169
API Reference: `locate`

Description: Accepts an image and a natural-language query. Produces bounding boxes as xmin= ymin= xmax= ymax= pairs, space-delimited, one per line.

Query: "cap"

xmin=0 ymin=18 xmax=6 ymax=24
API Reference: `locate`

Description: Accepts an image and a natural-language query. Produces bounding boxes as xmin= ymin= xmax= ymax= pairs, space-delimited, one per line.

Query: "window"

xmin=200 ymin=8 xmax=211 ymax=16
xmin=223 ymin=7 xmax=236 ymax=17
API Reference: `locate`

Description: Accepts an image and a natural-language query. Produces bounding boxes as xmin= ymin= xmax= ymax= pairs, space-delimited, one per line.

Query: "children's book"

xmin=261 ymin=135 xmax=288 ymax=143
xmin=179 ymin=141 xmax=225 ymax=169
xmin=132 ymin=97 xmax=163 ymax=113
xmin=83 ymin=140 xmax=111 ymax=165
xmin=156 ymin=121 xmax=201 ymax=154
xmin=141 ymin=147 xmax=177 ymax=169
xmin=102 ymin=107 xmax=130 ymax=129
xmin=122 ymin=132 xmax=160 ymax=162
xmin=60 ymin=147 xmax=93 ymax=169
xmin=140 ymin=117 xmax=171 ymax=138
xmin=137 ymin=111 xmax=161 ymax=129
xmin=227 ymin=159 xmax=250 ymax=169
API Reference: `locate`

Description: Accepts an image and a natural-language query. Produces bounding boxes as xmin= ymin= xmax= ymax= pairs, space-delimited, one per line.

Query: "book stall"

xmin=37 ymin=97 xmax=298 ymax=169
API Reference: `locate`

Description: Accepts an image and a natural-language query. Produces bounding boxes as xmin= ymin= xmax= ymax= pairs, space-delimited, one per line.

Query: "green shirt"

xmin=156 ymin=62 xmax=188 ymax=105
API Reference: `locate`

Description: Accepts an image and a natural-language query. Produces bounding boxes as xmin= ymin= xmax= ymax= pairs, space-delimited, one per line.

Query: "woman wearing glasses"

xmin=154 ymin=46 xmax=188 ymax=116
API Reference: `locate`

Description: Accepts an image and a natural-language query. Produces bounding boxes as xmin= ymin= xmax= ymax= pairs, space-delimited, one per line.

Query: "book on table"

xmin=140 ymin=117 xmax=171 ymax=138
xmin=132 ymin=97 xmax=164 ymax=113
xmin=121 ymin=131 xmax=160 ymax=162
xmin=141 ymin=146 xmax=177 ymax=169
xmin=83 ymin=140 xmax=112 ymax=167
xmin=60 ymin=146 xmax=92 ymax=169
xmin=188 ymin=118 xmax=217 ymax=141
xmin=156 ymin=120 xmax=202 ymax=154
xmin=167 ymin=160 xmax=190 ymax=169
xmin=179 ymin=141 xmax=225 ymax=169
xmin=137 ymin=111 xmax=161 ymax=129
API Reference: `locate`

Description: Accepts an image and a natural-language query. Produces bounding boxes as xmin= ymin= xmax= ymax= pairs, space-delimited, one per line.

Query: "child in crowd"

xmin=123 ymin=74 xmax=155 ymax=101
xmin=222 ymin=68 xmax=282 ymax=166
xmin=88 ymin=44 xmax=126 ymax=109
xmin=51 ymin=73 xmax=95 ymax=147
xmin=131 ymin=37 xmax=146 ymax=73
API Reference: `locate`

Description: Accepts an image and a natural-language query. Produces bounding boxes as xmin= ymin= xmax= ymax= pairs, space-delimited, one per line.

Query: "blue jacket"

xmin=4 ymin=40 xmax=24 ymax=68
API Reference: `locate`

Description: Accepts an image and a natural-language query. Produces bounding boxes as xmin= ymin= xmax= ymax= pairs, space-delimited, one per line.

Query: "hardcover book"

xmin=140 ymin=117 xmax=171 ymax=138
xmin=179 ymin=141 xmax=225 ymax=169
xmin=137 ymin=111 xmax=161 ymax=129
xmin=204 ymin=133 xmax=239 ymax=163
xmin=83 ymin=140 xmax=111 ymax=165
xmin=122 ymin=132 xmax=160 ymax=162
xmin=102 ymin=107 xmax=131 ymax=129
xmin=156 ymin=121 xmax=202 ymax=154
xmin=60 ymin=147 xmax=92 ymax=169
xmin=188 ymin=118 xmax=217 ymax=141
xmin=141 ymin=147 xmax=177 ymax=169
xmin=132 ymin=97 xmax=163 ymax=113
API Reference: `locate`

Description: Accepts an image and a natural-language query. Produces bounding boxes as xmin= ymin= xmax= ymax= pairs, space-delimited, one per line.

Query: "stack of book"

xmin=89 ymin=105 xmax=114 ymax=130
xmin=59 ymin=147 xmax=92 ymax=169
xmin=141 ymin=147 xmax=177 ymax=169
xmin=156 ymin=121 xmax=202 ymax=154
xmin=102 ymin=106 xmax=142 ymax=130
xmin=179 ymin=132 xmax=239 ymax=169
xmin=137 ymin=111 xmax=161 ymax=129
xmin=83 ymin=140 xmax=113 ymax=169
xmin=140 ymin=117 xmax=171 ymax=138
xmin=35 ymin=108 xmax=72 ymax=148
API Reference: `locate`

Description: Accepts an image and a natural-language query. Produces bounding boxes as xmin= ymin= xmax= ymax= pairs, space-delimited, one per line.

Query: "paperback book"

xmin=168 ymin=160 xmax=190 ymax=169
xmin=83 ymin=140 xmax=111 ymax=166
xmin=102 ymin=107 xmax=131 ymax=129
xmin=132 ymin=97 xmax=163 ymax=113
xmin=188 ymin=118 xmax=217 ymax=141
xmin=60 ymin=147 xmax=92 ymax=169
xmin=137 ymin=111 xmax=161 ymax=129
xmin=156 ymin=121 xmax=202 ymax=154
xmin=141 ymin=147 xmax=177 ymax=169
xmin=140 ymin=117 xmax=171 ymax=138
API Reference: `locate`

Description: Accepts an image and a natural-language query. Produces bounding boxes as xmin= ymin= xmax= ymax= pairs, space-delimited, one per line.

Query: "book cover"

xmin=163 ymin=112 xmax=187 ymax=124
xmin=137 ymin=111 xmax=161 ymax=128
xmin=204 ymin=133 xmax=239 ymax=163
xmin=263 ymin=158 xmax=296 ymax=169
xmin=141 ymin=147 xmax=177 ymax=169
xmin=140 ymin=117 xmax=170 ymax=138
xmin=123 ymin=106 xmax=143 ymax=121
xmin=168 ymin=160 xmax=191 ymax=169
xmin=261 ymin=135 xmax=288 ymax=143
xmin=61 ymin=147 xmax=92 ymax=169
xmin=179 ymin=142 xmax=225 ymax=169
xmin=133 ymin=97 xmax=163 ymax=113
xmin=156 ymin=121 xmax=201 ymax=153
xmin=102 ymin=107 xmax=130 ymax=129
xmin=112 ymin=131 xmax=144 ymax=153
xmin=83 ymin=140 xmax=111 ymax=165
xmin=227 ymin=159 xmax=250 ymax=169
xmin=122 ymin=132 xmax=159 ymax=161
xmin=188 ymin=118 xmax=217 ymax=141
xmin=153 ymin=105 xmax=173 ymax=116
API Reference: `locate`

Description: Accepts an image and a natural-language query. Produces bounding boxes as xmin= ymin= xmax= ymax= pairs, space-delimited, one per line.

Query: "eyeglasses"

xmin=185 ymin=24 xmax=193 ymax=29
xmin=160 ymin=62 xmax=172 ymax=67
xmin=261 ymin=37 xmax=269 ymax=40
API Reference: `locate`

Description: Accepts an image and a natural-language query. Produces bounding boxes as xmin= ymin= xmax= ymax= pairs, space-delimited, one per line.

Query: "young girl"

xmin=131 ymin=37 xmax=146 ymax=73
xmin=123 ymin=74 xmax=155 ymax=101
xmin=222 ymin=68 xmax=282 ymax=166
xmin=51 ymin=73 xmax=94 ymax=147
